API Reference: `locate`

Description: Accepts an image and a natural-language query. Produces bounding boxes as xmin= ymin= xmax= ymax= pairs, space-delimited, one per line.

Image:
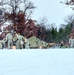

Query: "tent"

xmin=28 ymin=36 xmax=48 ymax=48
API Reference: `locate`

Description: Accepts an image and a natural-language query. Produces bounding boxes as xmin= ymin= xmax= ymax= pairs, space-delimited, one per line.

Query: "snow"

xmin=0 ymin=49 xmax=74 ymax=75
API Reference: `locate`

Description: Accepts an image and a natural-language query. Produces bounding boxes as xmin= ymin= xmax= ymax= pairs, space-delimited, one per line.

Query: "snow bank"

xmin=0 ymin=49 xmax=74 ymax=75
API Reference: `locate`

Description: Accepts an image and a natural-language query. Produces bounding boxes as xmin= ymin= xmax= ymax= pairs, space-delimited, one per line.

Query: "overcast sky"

xmin=30 ymin=0 xmax=74 ymax=28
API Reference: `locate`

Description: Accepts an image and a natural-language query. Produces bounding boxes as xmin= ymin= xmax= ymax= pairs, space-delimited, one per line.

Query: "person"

xmin=24 ymin=35 xmax=30 ymax=49
xmin=0 ymin=42 xmax=3 ymax=49
xmin=12 ymin=31 xmax=18 ymax=49
xmin=60 ymin=41 xmax=67 ymax=48
xmin=1 ymin=38 xmax=7 ymax=48
xmin=16 ymin=32 xmax=25 ymax=49
xmin=5 ymin=30 xmax=13 ymax=49
xmin=69 ymin=35 xmax=74 ymax=48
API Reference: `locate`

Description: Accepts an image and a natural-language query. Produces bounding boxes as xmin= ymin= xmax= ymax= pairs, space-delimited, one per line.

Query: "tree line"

xmin=0 ymin=0 xmax=74 ymax=44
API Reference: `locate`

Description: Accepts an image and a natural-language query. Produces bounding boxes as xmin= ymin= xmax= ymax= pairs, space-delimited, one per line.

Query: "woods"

xmin=0 ymin=0 xmax=74 ymax=45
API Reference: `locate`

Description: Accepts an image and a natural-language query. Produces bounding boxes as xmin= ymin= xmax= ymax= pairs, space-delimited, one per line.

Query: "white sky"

xmin=30 ymin=0 xmax=74 ymax=28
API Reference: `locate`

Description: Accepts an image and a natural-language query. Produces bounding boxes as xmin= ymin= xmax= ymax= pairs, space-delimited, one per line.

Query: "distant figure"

xmin=69 ymin=35 xmax=74 ymax=48
xmin=16 ymin=32 xmax=25 ymax=49
xmin=12 ymin=31 xmax=18 ymax=49
xmin=0 ymin=42 xmax=3 ymax=49
xmin=24 ymin=35 xmax=30 ymax=49
xmin=59 ymin=41 xmax=66 ymax=48
xmin=6 ymin=30 xmax=13 ymax=49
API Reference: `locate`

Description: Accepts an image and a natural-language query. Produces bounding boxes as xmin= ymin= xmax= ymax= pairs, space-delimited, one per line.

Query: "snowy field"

xmin=0 ymin=49 xmax=74 ymax=75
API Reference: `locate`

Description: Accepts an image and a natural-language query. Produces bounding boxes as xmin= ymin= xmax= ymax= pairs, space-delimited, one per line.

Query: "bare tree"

xmin=64 ymin=14 xmax=74 ymax=28
xmin=61 ymin=0 xmax=74 ymax=10
xmin=0 ymin=0 xmax=36 ymax=23
xmin=65 ymin=14 xmax=74 ymax=22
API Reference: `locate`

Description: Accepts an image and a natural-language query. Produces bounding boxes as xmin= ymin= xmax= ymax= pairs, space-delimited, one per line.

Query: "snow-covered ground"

xmin=0 ymin=49 xmax=74 ymax=75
